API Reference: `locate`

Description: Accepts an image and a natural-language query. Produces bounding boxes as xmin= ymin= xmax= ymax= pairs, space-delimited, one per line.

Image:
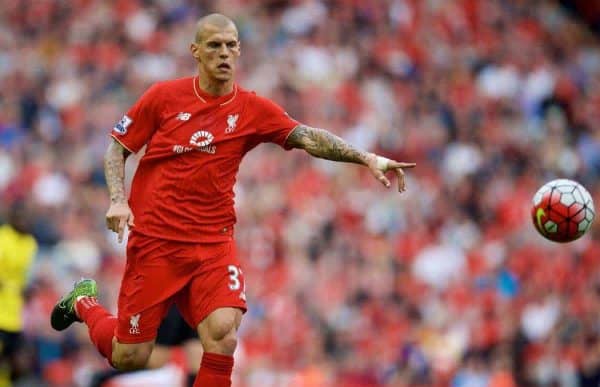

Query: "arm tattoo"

xmin=286 ymin=124 xmax=371 ymax=165
xmin=104 ymin=139 xmax=130 ymax=204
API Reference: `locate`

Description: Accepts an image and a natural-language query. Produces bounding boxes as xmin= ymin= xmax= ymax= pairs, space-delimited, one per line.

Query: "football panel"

xmin=539 ymin=190 xmax=552 ymax=207
xmin=577 ymin=184 xmax=593 ymax=201
xmin=557 ymin=184 xmax=576 ymax=194
xmin=585 ymin=197 xmax=595 ymax=214
xmin=560 ymin=193 xmax=575 ymax=206
xmin=572 ymin=187 xmax=585 ymax=204
xmin=552 ymin=179 xmax=576 ymax=188
xmin=544 ymin=220 xmax=558 ymax=233
xmin=549 ymin=202 xmax=569 ymax=219
xmin=549 ymin=189 xmax=562 ymax=206
xmin=550 ymin=220 xmax=578 ymax=243
xmin=566 ymin=220 xmax=581 ymax=240
xmin=552 ymin=222 xmax=568 ymax=242
xmin=570 ymin=204 xmax=586 ymax=221
xmin=575 ymin=184 xmax=595 ymax=214
xmin=533 ymin=186 xmax=551 ymax=206
xmin=578 ymin=218 xmax=591 ymax=233
xmin=587 ymin=200 xmax=595 ymax=214
xmin=585 ymin=208 xmax=595 ymax=221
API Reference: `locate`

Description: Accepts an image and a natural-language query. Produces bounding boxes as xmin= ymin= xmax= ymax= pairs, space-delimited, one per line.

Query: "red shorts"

xmin=115 ymin=231 xmax=247 ymax=343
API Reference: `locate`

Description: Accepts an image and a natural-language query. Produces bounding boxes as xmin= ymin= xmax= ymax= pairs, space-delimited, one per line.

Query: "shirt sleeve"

xmin=252 ymin=94 xmax=299 ymax=150
xmin=110 ymin=83 xmax=163 ymax=153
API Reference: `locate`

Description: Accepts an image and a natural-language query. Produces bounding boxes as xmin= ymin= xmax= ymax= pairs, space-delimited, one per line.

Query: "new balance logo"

xmin=129 ymin=314 xmax=141 ymax=335
xmin=225 ymin=114 xmax=238 ymax=133
xmin=177 ymin=112 xmax=191 ymax=121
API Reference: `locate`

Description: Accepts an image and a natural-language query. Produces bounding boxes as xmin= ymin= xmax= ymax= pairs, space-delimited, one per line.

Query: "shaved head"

xmin=194 ymin=13 xmax=238 ymax=43
xmin=190 ymin=13 xmax=240 ymax=92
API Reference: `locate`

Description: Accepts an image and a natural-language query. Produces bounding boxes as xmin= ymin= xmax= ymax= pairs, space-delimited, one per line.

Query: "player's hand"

xmin=366 ymin=153 xmax=416 ymax=192
xmin=106 ymin=202 xmax=135 ymax=243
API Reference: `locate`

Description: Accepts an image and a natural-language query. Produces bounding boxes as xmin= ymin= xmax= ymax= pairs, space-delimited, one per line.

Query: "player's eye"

xmin=227 ymin=41 xmax=238 ymax=48
xmin=207 ymin=42 xmax=220 ymax=49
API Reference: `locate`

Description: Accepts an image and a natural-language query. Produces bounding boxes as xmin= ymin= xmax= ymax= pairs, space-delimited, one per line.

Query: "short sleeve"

xmin=110 ymin=84 xmax=163 ymax=153
xmin=251 ymin=95 xmax=299 ymax=150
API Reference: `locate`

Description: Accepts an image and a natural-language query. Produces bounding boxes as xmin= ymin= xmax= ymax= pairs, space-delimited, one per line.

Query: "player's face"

xmin=191 ymin=24 xmax=240 ymax=82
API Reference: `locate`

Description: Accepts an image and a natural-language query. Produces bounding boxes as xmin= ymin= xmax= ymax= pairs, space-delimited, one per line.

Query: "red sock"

xmin=76 ymin=296 xmax=117 ymax=366
xmin=194 ymin=352 xmax=234 ymax=387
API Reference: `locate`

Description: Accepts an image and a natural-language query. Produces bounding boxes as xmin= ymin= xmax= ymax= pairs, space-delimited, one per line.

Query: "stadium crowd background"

xmin=2 ymin=0 xmax=600 ymax=386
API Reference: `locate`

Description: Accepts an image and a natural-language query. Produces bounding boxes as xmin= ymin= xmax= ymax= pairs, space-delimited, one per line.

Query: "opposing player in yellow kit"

xmin=0 ymin=201 xmax=37 ymax=384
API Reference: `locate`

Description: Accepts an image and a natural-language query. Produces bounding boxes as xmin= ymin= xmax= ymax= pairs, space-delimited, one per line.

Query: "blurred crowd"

xmin=2 ymin=0 xmax=600 ymax=386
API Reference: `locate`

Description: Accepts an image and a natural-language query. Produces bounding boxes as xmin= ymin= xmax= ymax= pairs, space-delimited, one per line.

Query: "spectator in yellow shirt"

xmin=0 ymin=201 xmax=37 ymax=384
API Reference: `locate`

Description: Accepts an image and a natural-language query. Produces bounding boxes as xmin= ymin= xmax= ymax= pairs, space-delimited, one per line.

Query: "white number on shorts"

xmin=227 ymin=265 xmax=241 ymax=290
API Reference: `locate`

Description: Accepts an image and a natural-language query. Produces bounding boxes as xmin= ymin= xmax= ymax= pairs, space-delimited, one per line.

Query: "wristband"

xmin=376 ymin=156 xmax=390 ymax=170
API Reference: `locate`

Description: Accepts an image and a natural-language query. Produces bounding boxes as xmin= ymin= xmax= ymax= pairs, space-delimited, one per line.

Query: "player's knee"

xmin=208 ymin=334 xmax=237 ymax=355
xmin=205 ymin=320 xmax=238 ymax=354
xmin=112 ymin=343 xmax=153 ymax=371
xmin=217 ymin=333 xmax=238 ymax=355
xmin=113 ymin=350 xmax=150 ymax=370
xmin=199 ymin=308 xmax=242 ymax=355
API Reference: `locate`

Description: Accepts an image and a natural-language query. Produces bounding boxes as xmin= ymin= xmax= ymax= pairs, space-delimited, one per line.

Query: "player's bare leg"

xmin=111 ymin=340 xmax=155 ymax=370
xmin=146 ymin=339 xmax=202 ymax=387
xmin=183 ymin=340 xmax=204 ymax=371
xmin=194 ymin=307 xmax=243 ymax=387
xmin=183 ymin=340 xmax=204 ymax=385
xmin=198 ymin=307 xmax=242 ymax=354
xmin=145 ymin=345 xmax=171 ymax=368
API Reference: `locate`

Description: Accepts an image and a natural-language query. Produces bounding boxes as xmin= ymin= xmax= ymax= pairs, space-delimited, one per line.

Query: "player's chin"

xmin=213 ymin=72 xmax=233 ymax=81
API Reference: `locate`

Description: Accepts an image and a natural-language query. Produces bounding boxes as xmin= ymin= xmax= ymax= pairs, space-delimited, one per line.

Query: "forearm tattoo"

xmin=286 ymin=125 xmax=371 ymax=165
xmin=104 ymin=140 xmax=129 ymax=204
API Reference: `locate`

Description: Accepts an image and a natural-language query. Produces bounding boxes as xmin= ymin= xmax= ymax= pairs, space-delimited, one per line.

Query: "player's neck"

xmin=197 ymin=75 xmax=234 ymax=97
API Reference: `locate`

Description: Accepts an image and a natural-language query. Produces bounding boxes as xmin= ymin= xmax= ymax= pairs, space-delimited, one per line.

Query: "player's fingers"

xmin=395 ymin=168 xmax=406 ymax=192
xmin=112 ymin=218 xmax=120 ymax=233
xmin=117 ymin=217 xmax=127 ymax=243
xmin=388 ymin=161 xmax=416 ymax=169
xmin=128 ymin=212 xmax=135 ymax=228
xmin=106 ymin=216 xmax=117 ymax=233
xmin=373 ymin=170 xmax=391 ymax=188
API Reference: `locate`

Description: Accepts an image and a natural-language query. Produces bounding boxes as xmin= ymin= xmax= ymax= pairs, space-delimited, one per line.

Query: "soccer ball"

xmin=531 ymin=179 xmax=595 ymax=243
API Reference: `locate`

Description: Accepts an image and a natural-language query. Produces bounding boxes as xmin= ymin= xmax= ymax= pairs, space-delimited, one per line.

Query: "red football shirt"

xmin=110 ymin=76 xmax=299 ymax=242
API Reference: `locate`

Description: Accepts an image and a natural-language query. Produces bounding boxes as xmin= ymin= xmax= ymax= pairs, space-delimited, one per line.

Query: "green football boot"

xmin=50 ymin=278 xmax=98 ymax=331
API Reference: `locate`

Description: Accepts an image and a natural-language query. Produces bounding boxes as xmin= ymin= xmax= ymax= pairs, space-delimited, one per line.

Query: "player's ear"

xmin=190 ymin=42 xmax=201 ymax=61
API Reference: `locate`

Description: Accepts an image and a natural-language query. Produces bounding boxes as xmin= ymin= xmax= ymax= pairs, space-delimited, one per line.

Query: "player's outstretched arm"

xmin=104 ymin=139 xmax=134 ymax=242
xmin=285 ymin=124 xmax=416 ymax=192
